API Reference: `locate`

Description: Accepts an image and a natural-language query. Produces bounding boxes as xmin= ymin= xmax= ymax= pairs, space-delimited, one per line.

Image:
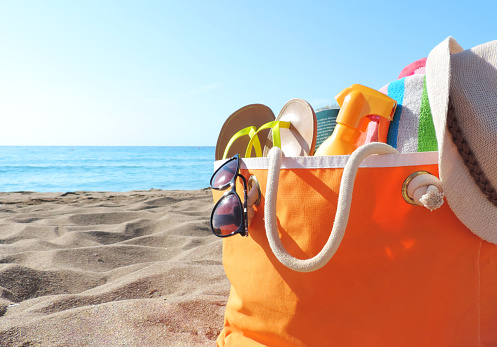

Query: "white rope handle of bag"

xmin=265 ymin=142 xmax=399 ymax=272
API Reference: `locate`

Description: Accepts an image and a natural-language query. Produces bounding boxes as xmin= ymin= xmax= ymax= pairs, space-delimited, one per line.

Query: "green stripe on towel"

xmin=417 ymin=75 xmax=438 ymax=152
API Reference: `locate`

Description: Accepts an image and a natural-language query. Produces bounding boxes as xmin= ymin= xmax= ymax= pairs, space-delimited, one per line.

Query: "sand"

xmin=0 ymin=189 xmax=229 ymax=346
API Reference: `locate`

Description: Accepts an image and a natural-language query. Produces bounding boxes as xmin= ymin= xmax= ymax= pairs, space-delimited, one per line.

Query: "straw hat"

xmin=426 ymin=37 xmax=497 ymax=244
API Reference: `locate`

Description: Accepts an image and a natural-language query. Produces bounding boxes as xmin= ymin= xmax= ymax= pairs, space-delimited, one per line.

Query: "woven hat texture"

xmin=426 ymin=37 xmax=497 ymax=244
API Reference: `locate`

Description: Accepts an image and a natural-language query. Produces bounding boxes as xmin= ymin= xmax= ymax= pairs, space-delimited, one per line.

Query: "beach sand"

xmin=0 ymin=189 xmax=229 ymax=346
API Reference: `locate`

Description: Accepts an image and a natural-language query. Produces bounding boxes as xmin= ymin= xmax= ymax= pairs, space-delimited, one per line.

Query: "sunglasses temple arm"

xmin=238 ymin=174 xmax=249 ymax=235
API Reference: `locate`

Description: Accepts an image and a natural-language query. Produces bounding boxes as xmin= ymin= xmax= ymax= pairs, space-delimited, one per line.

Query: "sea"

xmin=0 ymin=146 xmax=216 ymax=192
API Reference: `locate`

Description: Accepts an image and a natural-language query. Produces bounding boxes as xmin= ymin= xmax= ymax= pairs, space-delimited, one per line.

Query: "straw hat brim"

xmin=426 ymin=37 xmax=497 ymax=244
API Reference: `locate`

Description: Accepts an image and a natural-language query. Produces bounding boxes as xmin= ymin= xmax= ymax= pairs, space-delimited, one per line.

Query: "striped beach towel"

xmin=383 ymin=74 xmax=438 ymax=152
xmin=363 ymin=65 xmax=438 ymax=153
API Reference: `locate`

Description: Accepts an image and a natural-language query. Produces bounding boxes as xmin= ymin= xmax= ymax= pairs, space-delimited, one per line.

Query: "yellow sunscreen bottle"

xmin=314 ymin=84 xmax=397 ymax=156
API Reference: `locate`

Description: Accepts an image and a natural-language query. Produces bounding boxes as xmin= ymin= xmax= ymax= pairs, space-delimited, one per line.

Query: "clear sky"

xmin=1 ymin=1 xmax=495 ymax=146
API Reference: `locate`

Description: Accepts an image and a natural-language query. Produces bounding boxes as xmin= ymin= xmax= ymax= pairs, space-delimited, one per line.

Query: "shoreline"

xmin=0 ymin=188 xmax=228 ymax=346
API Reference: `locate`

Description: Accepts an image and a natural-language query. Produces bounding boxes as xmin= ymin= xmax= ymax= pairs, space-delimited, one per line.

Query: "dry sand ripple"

xmin=0 ymin=189 xmax=229 ymax=346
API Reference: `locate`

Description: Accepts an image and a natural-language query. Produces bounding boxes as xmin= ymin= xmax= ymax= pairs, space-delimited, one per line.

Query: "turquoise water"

xmin=0 ymin=146 xmax=215 ymax=192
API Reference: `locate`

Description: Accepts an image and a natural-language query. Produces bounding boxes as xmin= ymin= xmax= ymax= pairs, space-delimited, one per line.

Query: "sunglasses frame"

xmin=210 ymin=154 xmax=248 ymax=237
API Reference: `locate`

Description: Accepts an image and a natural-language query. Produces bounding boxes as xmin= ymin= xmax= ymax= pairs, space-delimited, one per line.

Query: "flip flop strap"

xmin=265 ymin=142 xmax=399 ymax=272
xmin=223 ymin=126 xmax=263 ymax=159
xmin=245 ymin=121 xmax=291 ymax=158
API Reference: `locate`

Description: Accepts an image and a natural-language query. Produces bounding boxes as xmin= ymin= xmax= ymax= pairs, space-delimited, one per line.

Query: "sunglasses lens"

xmin=212 ymin=194 xmax=242 ymax=236
xmin=211 ymin=158 xmax=238 ymax=188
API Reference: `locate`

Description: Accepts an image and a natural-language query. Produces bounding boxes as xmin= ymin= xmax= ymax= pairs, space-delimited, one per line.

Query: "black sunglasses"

xmin=210 ymin=154 xmax=248 ymax=237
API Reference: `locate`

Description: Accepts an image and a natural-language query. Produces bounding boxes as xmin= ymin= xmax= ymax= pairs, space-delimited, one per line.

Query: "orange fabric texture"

xmin=214 ymin=162 xmax=497 ymax=346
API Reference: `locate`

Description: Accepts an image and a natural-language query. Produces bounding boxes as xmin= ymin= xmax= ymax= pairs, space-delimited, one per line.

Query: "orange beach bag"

xmin=213 ymin=146 xmax=497 ymax=346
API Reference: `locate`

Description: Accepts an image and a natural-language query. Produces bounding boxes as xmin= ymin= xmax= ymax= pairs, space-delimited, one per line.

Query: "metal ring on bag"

xmin=401 ymin=170 xmax=432 ymax=205
xmin=248 ymin=175 xmax=261 ymax=207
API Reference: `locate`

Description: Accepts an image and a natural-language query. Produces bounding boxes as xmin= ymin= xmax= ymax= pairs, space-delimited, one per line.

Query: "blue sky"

xmin=1 ymin=1 xmax=496 ymax=146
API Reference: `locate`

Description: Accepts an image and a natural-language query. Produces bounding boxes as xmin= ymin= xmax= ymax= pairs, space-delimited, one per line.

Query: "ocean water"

xmin=0 ymin=146 xmax=215 ymax=192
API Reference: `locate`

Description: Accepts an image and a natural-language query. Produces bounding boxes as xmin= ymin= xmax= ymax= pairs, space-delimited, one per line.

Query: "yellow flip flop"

xmin=215 ymin=104 xmax=275 ymax=160
xmin=264 ymin=99 xmax=317 ymax=156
